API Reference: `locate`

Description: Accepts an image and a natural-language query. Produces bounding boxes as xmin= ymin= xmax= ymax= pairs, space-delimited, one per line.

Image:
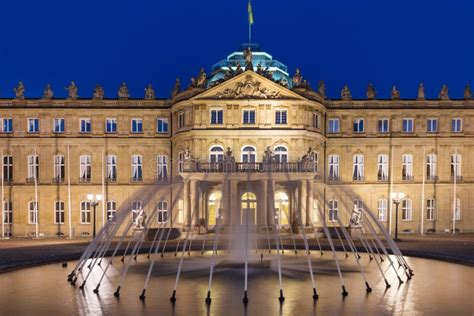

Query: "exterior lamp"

xmin=390 ymin=192 xmax=405 ymax=242
xmin=87 ymin=194 xmax=102 ymax=238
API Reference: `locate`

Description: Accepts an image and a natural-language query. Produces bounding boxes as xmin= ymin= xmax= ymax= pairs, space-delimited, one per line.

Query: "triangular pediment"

xmin=192 ymin=71 xmax=308 ymax=101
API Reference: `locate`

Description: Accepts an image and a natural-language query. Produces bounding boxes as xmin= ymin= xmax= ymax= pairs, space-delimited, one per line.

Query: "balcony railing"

xmin=78 ymin=177 xmax=91 ymax=183
xmin=52 ymin=177 xmax=64 ymax=184
xmin=182 ymin=161 xmax=317 ymax=173
xmin=131 ymin=176 xmax=143 ymax=183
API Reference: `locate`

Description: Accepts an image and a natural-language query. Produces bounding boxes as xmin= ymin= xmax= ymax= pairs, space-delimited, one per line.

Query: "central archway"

xmin=241 ymin=192 xmax=257 ymax=225
xmin=207 ymin=190 xmax=222 ymax=228
xmin=274 ymin=191 xmax=289 ymax=227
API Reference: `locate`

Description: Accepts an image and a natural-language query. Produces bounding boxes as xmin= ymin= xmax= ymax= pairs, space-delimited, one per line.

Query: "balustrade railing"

xmin=182 ymin=160 xmax=317 ymax=173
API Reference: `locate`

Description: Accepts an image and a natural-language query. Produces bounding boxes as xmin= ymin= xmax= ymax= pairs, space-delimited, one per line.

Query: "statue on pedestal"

xmin=171 ymin=78 xmax=181 ymax=98
xmin=263 ymin=146 xmax=274 ymax=163
xmin=144 ymin=83 xmax=155 ymax=100
xmin=367 ymin=83 xmax=376 ymax=99
xmin=341 ymin=85 xmax=352 ymax=101
xmin=318 ymin=80 xmax=326 ymax=98
xmin=118 ymin=82 xmax=129 ymax=99
xmin=439 ymin=84 xmax=449 ymax=100
xmin=93 ymin=84 xmax=104 ymax=100
xmin=65 ymin=81 xmax=78 ymax=99
xmin=42 ymin=84 xmax=53 ymax=99
xmin=464 ymin=83 xmax=472 ymax=100
xmin=292 ymin=68 xmax=303 ymax=88
xmin=391 ymin=85 xmax=400 ymax=100
xmin=191 ymin=68 xmax=207 ymax=89
xmin=417 ymin=83 xmax=425 ymax=100
xmin=243 ymin=47 xmax=253 ymax=71
xmin=13 ymin=81 xmax=25 ymax=99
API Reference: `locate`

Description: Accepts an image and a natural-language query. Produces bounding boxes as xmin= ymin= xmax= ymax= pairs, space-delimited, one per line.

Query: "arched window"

xmin=80 ymin=201 xmax=91 ymax=224
xmin=28 ymin=200 xmax=38 ymax=224
xmin=274 ymin=191 xmax=289 ymax=227
xmin=274 ymin=146 xmax=288 ymax=163
xmin=241 ymin=146 xmax=256 ymax=163
xmin=208 ymin=190 xmax=222 ymax=227
xmin=131 ymin=200 xmax=142 ymax=223
xmin=54 ymin=155 xmax=65 ymax=182
xmin=178 ymin=151 xmax=185 ymax=173
xmin=353 ymin=154 xmax=364 ymax=181
xmin=377 ymin=154 xmax=388 ymax=181
xmin=402 ymin=154 xmax=413 ymax=180
xmin=157 ymin=155 xmax=169 ymax=181
xmin=402 ymin=198 xmax=412 ymax=221
xmin=378 ymin=199 xmax=387 ymax=221
xmin=131 ymin=155 xmax=143 ymax=181
xmin=79 ymin=155 xmax=91 ymax=182
xmin=328 ymin=199 xmax=338 ymax=222
xmin=27 ymin=155 xmax=39 ymax=181
xmin=426 ymin=154 xmax=437 ymax=180
xmin=54 ymin=200 xmax=65 ymax=224
xmin=3 ymin=200 xmax=12 ymax=225
xmin=157 ymin=200 xmax=168 ymax=223
xmin=351 ymin=199 xmax=363 ymax=225
xmin=209 ymin=146 xmax=224 ymax=163
xmin=241 ymin=192 xmax=257 ymax=225
xmin=106 ymin=155 xmax=117 ymax=181
xmin=451 ymin=154 xmax=461 ymax=180
xmin=426 ymin=198 xmax=435 ymax=221
xmin=328 ymin=155 xmax=339 ymax=180
xmin=107 ymin=200 xmax=117 ymax=222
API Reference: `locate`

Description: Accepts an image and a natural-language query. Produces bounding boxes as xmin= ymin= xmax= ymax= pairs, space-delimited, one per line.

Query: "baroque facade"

xmin=1 ymin=44 xmax=473 ymax=237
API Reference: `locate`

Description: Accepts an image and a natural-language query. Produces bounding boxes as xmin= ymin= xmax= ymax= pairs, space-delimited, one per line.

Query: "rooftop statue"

xmin=243 ymin=47 xmax=253 ymax=71
xmin=65 ymin=81 xmax=78 ymax=99
xmin=118 ymin=82 xmax=129 ymax=99
xmin=367 ymin=83 xmax=376 ymax=99
xmin=13 ymin=81 xmax=25 ymax=99
xmin=292 ymin=68 xmax=303 ymax=88
xmin=318 ymin=80 xmax=326 ymax=98
xmin=341 ymin=85 xmax=352 ymax=101
xmin=417 ymin=82 xmax=425 ymax=100
xmin=235 ymin=62 xmax=243 ymax=75
xmin=191 ymin=68 xmax=207 ymax=89
xmin=93 ymin=84 xmax=104 ymax=100
xmin=144 ymin=83 xmax=155 ymax=100
xmin=224 ymin=147 xmax=235 ymax=162
xmin=42 ymin=84 xmax=53 ymax=99
xmin=439 ymin=84 xmax=449 ymax=100
xmin=465 ymin=83 xmax=472 ymax=100
xmin=262 ymin=146 xmax=274 ymax=163
xmin=171 ymin=78 xmax=181 ymax=98
xmin=391 ymin=85 xmax=400 ymax=100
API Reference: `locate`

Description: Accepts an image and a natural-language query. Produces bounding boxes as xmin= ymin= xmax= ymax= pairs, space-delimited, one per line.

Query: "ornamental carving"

xmin=214 ymin=74 xmax=281 ymax=99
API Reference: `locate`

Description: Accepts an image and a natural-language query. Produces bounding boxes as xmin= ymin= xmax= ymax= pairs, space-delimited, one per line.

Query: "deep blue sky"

xmin=0 ymin=0 xmax=472 ymax=99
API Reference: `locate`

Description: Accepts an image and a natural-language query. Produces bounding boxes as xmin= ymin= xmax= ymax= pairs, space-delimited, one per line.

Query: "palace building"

xmin=1 ymin=43 xmax=473 ymax=238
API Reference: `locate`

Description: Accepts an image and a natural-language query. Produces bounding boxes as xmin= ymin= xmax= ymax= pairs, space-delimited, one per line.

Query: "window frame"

xmin=210 ymin=109 xmax=224 ymax=125
xmin=242 ymin=109 xmax=256 ymax=125
xmin=156 ymin=118 xmax=169 ymax=133
xmin=131 ymin=118 xmax=143 ymax=133
xmin=353 ymin=118 xmax=364 ymax=133
xmin=53 ymin=118 xmax=65 ymax=133
xmin=275 ymin=110 xmax=288 ymax=125
xmin=54 ymin=200 xmax=65 ymax=224
xmin=426 ymin=118 xmax=438 ymax=133
xmin=80 ymin=201 xmax=91 ymax=224
xmin=328 ymin=118 xmax=340 ymax=133
xmin=402 ymin=118 xmax=414 ymax=133
xmin=27 ymin=118 xmax=40 ymax=133
xmin=157 ymin=200 xmax=169 ymax=224
xmin=105 ymin=118 xmax=117 ymax=133
xmin=378 ymin=199 xmax=388 ymax=221
xmin=80 ymin=118 xmax=92 ymax=133
xmin=377 ymin=118 xmax=389 ymax=133
xmin=451 ymin=118 xmax=462 ymax=133
xmin=401 ymin=198 xmax=412 ymax=221
xmin=2 ymin=118 xmax=13 ymax=133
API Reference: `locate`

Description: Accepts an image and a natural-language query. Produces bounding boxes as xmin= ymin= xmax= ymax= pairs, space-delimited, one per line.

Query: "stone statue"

xmin=318 ymin=80 xmax=326 ymax=97
xmin=144 ymin=83 xmax=155 ymax=100
xmin=13 ymin=81 xmax=25 ymax=99
xmin=417 ymin=83 xmax=425 ymax=100
xmin=235 ymin=62 xmax=243 ymax=75
xmin=93 ymin=84 xmax=104 ymax=100
xmin=191 ymin=68 xmax=207 ymax=89
xmin=224 ymin=147 xmax=235 ymax=162
xmin=439 ymin=84 xmax=449 ymax=100
xmin=42 ymin=84 xmax=54 ymax=99
xmin=367 ymin=83 xmax=376 ymax=99
xmin=341 ymin=85 xmax=352 ymax=101
xmin=183 ymin=149 xmax=192 ymax=161
xmin=134 ymin=208 xmax=147 ymax=228
xmin=65 ymin=81 xmax=78 ymax=99
xmin=349 ymin=205 xmax=363 ymax=227
xmin=243 ymin=47 xmax=253 ymax=71
xmin=171 ymin=78 xmax=181 ymax=98
xmin=464 ymin=83 xmax=472 ymax=100
xmin=263 ymin=146 xmax=273 ymax=163
xmin=292 ymin=68 xmax=303 ymax=88
xmin=391 ymin=85 xmax=400 ymax=100
xmin=118 ymin=82 xmax=129 ymax=99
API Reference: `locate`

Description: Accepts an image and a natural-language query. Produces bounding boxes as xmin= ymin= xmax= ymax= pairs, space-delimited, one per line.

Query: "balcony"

xmin=78 ymin=177 xmax=91 ymax=183
xmin=182 ymin=161 xmax=317 ymax=173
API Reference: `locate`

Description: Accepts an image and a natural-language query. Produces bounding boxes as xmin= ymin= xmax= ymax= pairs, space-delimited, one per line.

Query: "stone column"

xmin=230 ymin=180 xmax=239 ymax=225
xmin=267 ymin=180 xmax=275 ymax=226
xmin=260 ymin=179 xmax=268 ymax=226
xmin=306 ymin=180 xmax=314 ymax=226
xmin=190 ymin=180 xmax=198 ymax=226
xmin=298 ymin=180 xmax=307 ymax=227
xmin=222 ymin=179 xmax=230 ymax=225
xmin=183 ymin=180 xmax=190 ymax=226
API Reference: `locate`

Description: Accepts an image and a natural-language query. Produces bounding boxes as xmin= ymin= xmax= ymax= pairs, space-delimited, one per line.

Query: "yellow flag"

xmin=248 ymin=0 xmax=254 ymax=25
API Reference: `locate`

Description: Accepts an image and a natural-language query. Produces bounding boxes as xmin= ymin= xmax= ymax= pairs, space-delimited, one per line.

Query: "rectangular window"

xmin=131 ymin=155 xmax=143 ymax=181
xmin=402 ymin=199 xmax=412 ymax=221
xmin=3 ymin=200 xmax=12 ymax=224
xmin=243 ymin=110 xmax=256 ymax=124
xmin=131 ymin=118 xmax=143 ymax=133
xmin=132 ymin=200 xmax=142 ymax=224
xmin=328 ymin=200 xmax=338 ymax=222
xmin=157 ymin=200 xmax=168 ymax=223
xmin=210 ymin=110 xmax=223 ymax=124
xmin=178 ymin=151 xmax=185 ymax=173
xmin=275 ymin=110 xmax=288 ymax=124
xmin=328 ymin=155 xmax=339 ymax=181
xmin=427 ymin=118 xmax=438 ymax=133
xmin=28 ymin=118 xmax=39 ymax=133
xmin=106 ymin=155 xmax=117 ymax=181
xmin=157 ymin=155 xmax=168 ymax=181
xmin=178 ymin=112 xmax=185 ymax=128
xmin=426 ymin=199 xmax=435 ymax=221
xmin=80 ymin=118 xmax=91 ymax=133
xmin=107 ymin=201 xmax=117 ymax=222
xmin=451 ymin=118 xmax=462 ymax=133
xmin=29 ymin=201 xmax=38 ymax=224
xmin=106 ymin=118 xmax=117 ymax=133
xmin=3 ymin=155 xmax=13 ymax=182
xmin=378 ymin=199 xmax=387 ymax=221
xmin=54 ymin=201 xmax=65 ymax=224
xmin=426 ymin=154 xmax=437 ymax=180
xmin=156 ymin=118 xmax=169 ymax=133
xmin=2 ymin=118 xmax=13 ymax=133
xmin=79 ymin=155 xmax=91 ymax=182
xmin=54 ymin=155 xmax=65 ymax=182
xmin=402 ymin=118 xmax=414 ymax=133
xmin=328 ymin=118 xmax=340 ymax=133
xmin=377 ymin=154 xmax=388 ymax=181
xmin=353 ymin=118 xmax=364 ymax=133
xmin=378 ymin=118 xmax=389 ymax=133
xmin=27 ymin=155 xmax=39 ymax=181
xmin=451 ymin=154 xmax=461 ymax=180
xmin=80 ymin=201 xmax=91 ymax=224
xmin=312 ymin=113 xmax=320 ymax=128
xmin=53 ymin=118 xmax=65 ymax=133
xmin=352 ymin=154 xmax=364 ymax=181
xmin=402 ymin=154 xmax=413 ymax=180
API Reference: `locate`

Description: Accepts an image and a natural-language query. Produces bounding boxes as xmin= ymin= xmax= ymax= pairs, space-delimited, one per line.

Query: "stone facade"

xmin=0 ymin=70 xmax=473 ymax=237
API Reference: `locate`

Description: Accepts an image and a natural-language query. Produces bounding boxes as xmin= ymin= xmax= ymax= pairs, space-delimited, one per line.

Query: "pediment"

xmin=192 ymin=71 xmax=307 ymax=101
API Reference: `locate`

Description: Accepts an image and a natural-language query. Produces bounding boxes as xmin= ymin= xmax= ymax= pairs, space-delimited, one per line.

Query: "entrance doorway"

xmin=241 ymin=192 xmax=257 ymax=225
